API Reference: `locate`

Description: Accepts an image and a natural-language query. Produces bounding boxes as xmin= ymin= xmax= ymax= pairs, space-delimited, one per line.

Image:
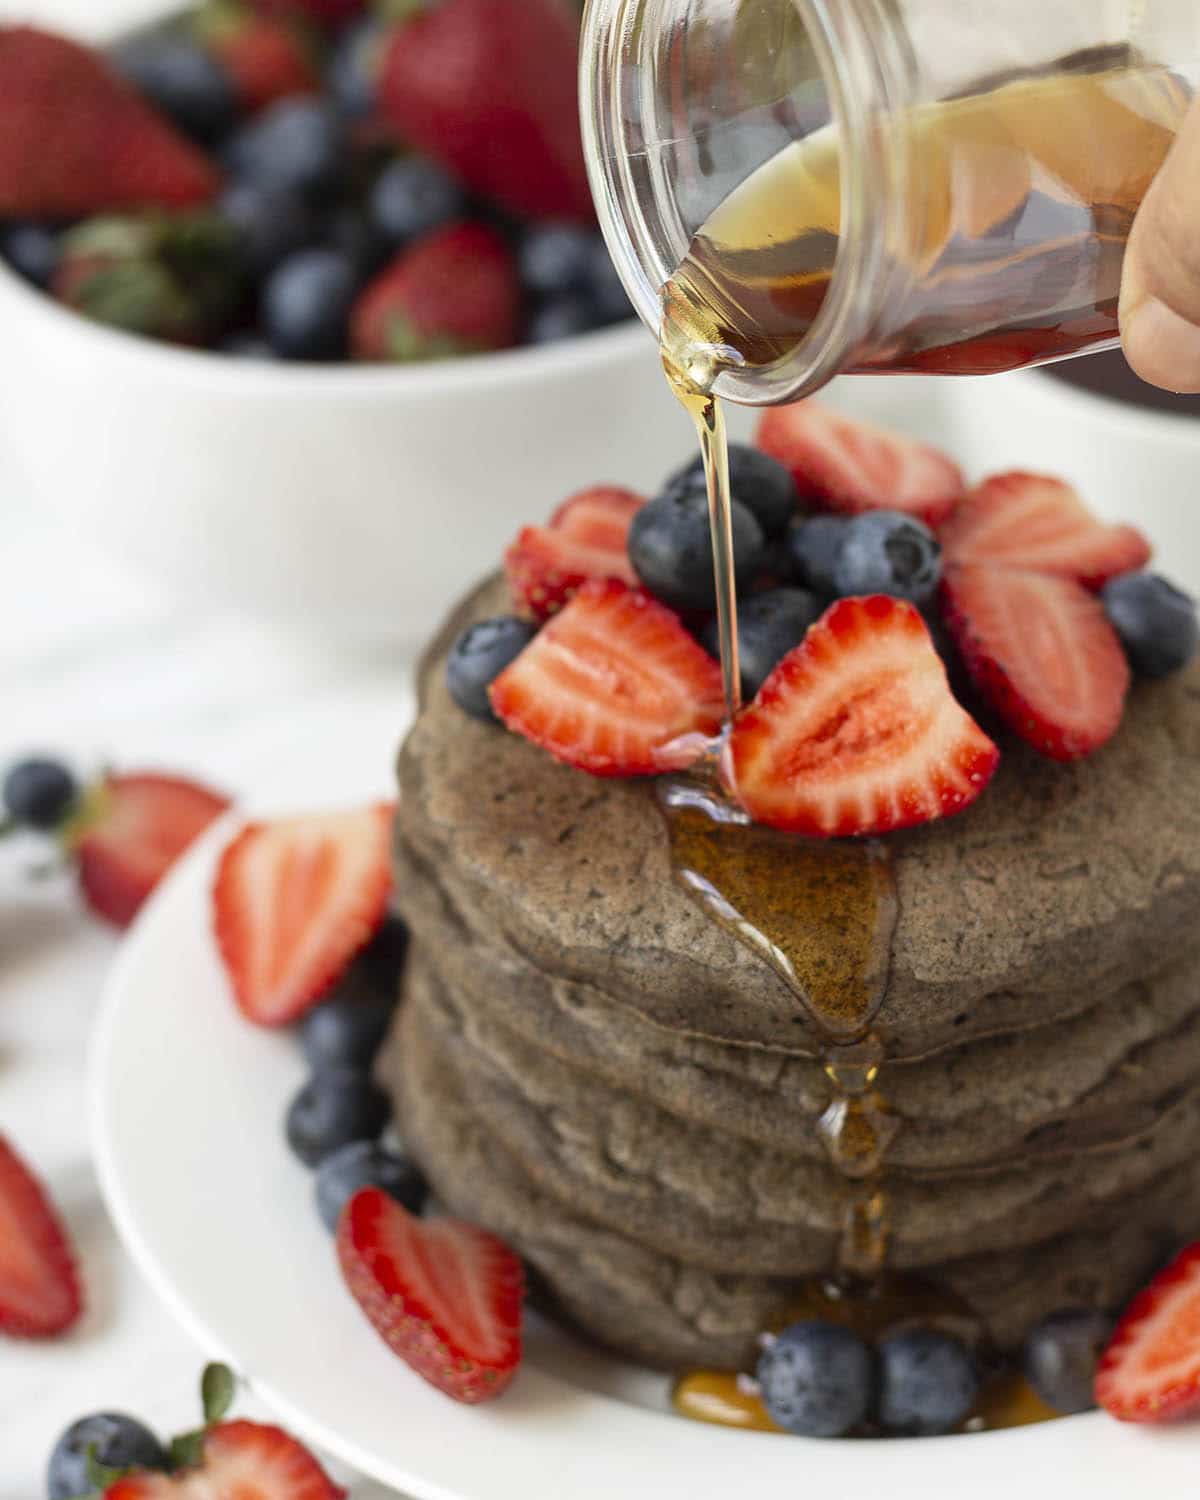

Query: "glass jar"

xmin=580 ymin=0 xmax=1200 ymax=406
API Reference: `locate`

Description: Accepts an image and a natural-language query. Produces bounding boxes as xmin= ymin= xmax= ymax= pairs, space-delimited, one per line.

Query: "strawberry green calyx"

xmin=381 ymin=313 xmax=479 ymax=361
xmin=373 ymin=0 xmax=429 ymax=23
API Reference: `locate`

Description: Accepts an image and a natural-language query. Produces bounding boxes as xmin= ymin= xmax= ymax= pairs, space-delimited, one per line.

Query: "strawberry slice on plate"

xmin=338 ymin=1188 xmax=524 ymax=1404
xmin=106 ymin=1420 xmax=345 ymax=1500
xmin=504 ymin=485 xmax=644 ymax=621
xmin=726 ymin=594 xmax=999 ymax=837
xmin=1095 ymin=1242 xmax=1200 ymax=1423
xmin=72 ymin=773 xmax=231 ymax=930
xmin=940 ymin=472 xmax=1151 ymax=588
xmin=943 ymin=563 xmax=1130 ymax=761
xmin=0 ymin=1135 xmax=83 ymax=1339
xmin=755 ymin=400 xmax=965 ymax=528
xmin=489 ymin=578 xmax=726 ymax=776
xmin=213 ymin=803 xmax=392 ymax=1026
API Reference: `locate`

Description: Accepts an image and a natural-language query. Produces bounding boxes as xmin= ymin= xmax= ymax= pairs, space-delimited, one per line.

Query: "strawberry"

xmin=505 ymin=486 xmax=644 ymax=621
xmin=248 ymin=0 xmax=363 ymax=26
xmin=195 ymin=3 xmax=318 ymax=114
xmin=351 ymin=222 xmax=520 ymax=361
xmin=71 ymin=773 xmax=231 ymax=929
xmin=0 ymin=28 xmax=220 ymax=218
xmin=726 ymin=594 xmax=999 ymax=837
xmin=939 ymin=472 xmax=1152 ymax=589
xmin=337 ymin=1188 xmax=524 ymax=1404
xmin=489 ymin=578 xmax=726 ymax=776
xmin=376 ymin=0 xmax=594 ymax=223
xmin=213 ymin=803 xmax=393 ymax=1026
xmin=1095 ymin=1243 xmax=1200 ymax=1423
xmin=106 ymin=1420 xmax=345 ymax=1500
xmin=755 ymin=400 xmax=965 ymax=529
xmin=0 ymin=1135 xmax=83 ymax=1339
xmin=942 ymin=563 xmax=1130 ymax=762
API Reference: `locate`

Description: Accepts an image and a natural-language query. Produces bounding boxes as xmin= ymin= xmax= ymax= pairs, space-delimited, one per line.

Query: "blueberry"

xmin=526 ymin=294 xmax=599 ymax=345
xmin=314 ymin=1140 xmax=427 ymax=1232
xmin=756 ymin=1321 xmax=874 ymax=1438
xmin=1022 ymin=1308 xmax=1114 ymax=1415
xmin=0 ymin=223 xmax=60 ymax=288
xmin=327 ymin=19 xmax=386 ymax=121
xmin=355 ymin=913 xmax=410 ymax=995
xmin=285 ymin=1066 xmax=391 ymax=1168
xmin=48 ymin=1413 xmax=166 ymax=1500
xmin=446 ymin=616 xmax=538 ymax=722
xmin=226 ymin=99 xmax=343 ymax=201
xmin=370 ymin=157 xmax=466 ymax=246
xmin=786 ymin=515 xmax=849 ymax=596
xmin=301 ymin=986 xmax=399 ymax=1072
xmin=219 ymin=180 xmax=324 ymax=279
xmin=3 ymin=758 xmax=77 ymax=830
xmin=261 ymin=248 xmax=357 ymax=360
xmin=662 ymin=444 xmax=800 ymax=539
xmin=325 ymin=207 xmax=392 ymax=282
xmin=701 ymin=588 xmax=821 ymax=698
xmin=628 ymin=489 xmax=765 ymax=612
xmin=584 ymin=238 xmax=634 ymax=325
xmin=1102 ymin=572 xmax=1199 ymax=679
xmin=518 ymin=224 xmax=598 ymax=298
xmin=877 ymin=1329 xmax=979 ymax=1436
xmin=114 ymin=37 xmax=237 ymax=145
xmin=832 ymin=511 xmax=942 ymax=605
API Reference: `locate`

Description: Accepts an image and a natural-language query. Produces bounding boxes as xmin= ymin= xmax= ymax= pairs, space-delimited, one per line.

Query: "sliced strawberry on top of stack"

xmin=338 ymin=1188 xmax=525 ymax=1404
xmin=489 ymin=578 xmax=726 ymax=776
xmin=213 ymin=802 xmax=393 ymax=1025
xmin=1095 ymin=1242 xmax=1200 ymax=1423
xmin=726 ymin=594 xmax=999 ymax=837
xmin=756 ymin=400 xmax=965 ymax=529
xmin=505 ymin=485 xmax=644 ymax=621
xmin=106 ymin=1420 xmax=346 ymax=1500
xmin=0 ymin=1135 xmax=83 ymax=1340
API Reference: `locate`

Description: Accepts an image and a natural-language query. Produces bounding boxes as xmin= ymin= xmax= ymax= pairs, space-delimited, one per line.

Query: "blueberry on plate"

xmin=787 ymin=514 xmax=849 ymax=596
xmin=285 ymin=1066 xmax=391 ymax=1168
xmin=832 ymin=510 xmax=942 ymax=605
xmin=48 ymin=1413 xmax=166 ymax=1500
xmin=3 ymin=757 xmax=77 ymax=831
xmin=518 ymin=224 xmax=598 ymax=299
xmin=1102 ymin=572 xmax=1200 ymax=679
xmin=1022 ymin=1308 xmax=1114 ymax=1415
xmin=0 ymin=222 xmax=60 ymax=288
xmin=261 ymin=248 xmax=358 ymax=360
xmin=526 ymin=293 xmax=599 ymax=345
xmin=226 ymin=99 xmax=344 ymax=201
xmin=325 ymin=206 xmax=392 ymax=282
xmin=446 ymin=616 xmax=538 ymax=722
xmin=301 ymin=984 xmax=399 ymax=1072
xmin=219 ymin=180 xmax=324 ymax=279
xmin=354 ymin=912 xmax=410 ymax=995
xmin=314 ymin=1140 xmax=428 ymax=1232
xmin=113 ymin=36 xmax=237 ymax=145
xmin=327 ymin=18 xmax=387 ymax=122
xmin=877 ymin=1328 xmax=979 ymax=1436
xmin=628 ymin=489 xmax=765 ymax=612
xmin=701 ymin=587 xmax=821 ymax=698
xmin=662 ymin=443 xmax=800 ymax=539
xmin=756 ymin=1321 xmax=875 ymax=1438
xmin=370 ymin=157 xmax=466 ymax=247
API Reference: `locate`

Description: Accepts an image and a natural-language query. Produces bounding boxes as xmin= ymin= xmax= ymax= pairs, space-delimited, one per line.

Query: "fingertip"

xmin=1121 ymin=294 xmax=1200 ymax=394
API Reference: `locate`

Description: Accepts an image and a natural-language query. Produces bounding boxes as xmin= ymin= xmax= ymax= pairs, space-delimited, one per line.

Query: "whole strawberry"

xmin=194 ymin=2 xmax=319 ymax=114
xmin=0 ymin=27 xmax=220 ymax=218
xmin=352 ymin=221 xmax=519 ymax=360
xmin=376 ymin=0 xmax=594 ymax=222
xmin=54 ymin=214 xmax=244 ymax=346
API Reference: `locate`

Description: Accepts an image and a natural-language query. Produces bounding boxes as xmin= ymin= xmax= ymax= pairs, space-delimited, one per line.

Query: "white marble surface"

xmin=0 ymin=496 xmax=416 ymax=1495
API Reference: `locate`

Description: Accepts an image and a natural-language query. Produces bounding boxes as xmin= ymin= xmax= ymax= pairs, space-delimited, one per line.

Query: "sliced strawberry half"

xmin=213 ymin=803 xmax=392 ymax=1027
xmin=489 ymin=578 xmax=726 ymax=776
xmin=1095 ymin=1243 xmax=1200 ymax=1423
xmin=72 ymin=773 xmax=231 ymax=929
xmin=943 ymin=564 xmax=1130 ymax=762
xmin=725 ymin=594 xmax=999 ymax=837
xmin=0 ymin=1135 xmax=83 ymax=1339
xmin=940 ymin=472 xmax=1151 ymax=588
xmin=337 ymin=1188 xmax=524 ymax=1404
xmin=504 ymin=485 xmax=644 ymax=621
xmin=755 ymin=400 xmax=965 ymax=528
xmin=106 ymin=1420 xmax=345 ymax=1500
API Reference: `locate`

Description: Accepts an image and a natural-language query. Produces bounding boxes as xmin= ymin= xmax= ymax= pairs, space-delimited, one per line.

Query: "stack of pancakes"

xmin=386 ymin=578 xmax=1200 ymax=1371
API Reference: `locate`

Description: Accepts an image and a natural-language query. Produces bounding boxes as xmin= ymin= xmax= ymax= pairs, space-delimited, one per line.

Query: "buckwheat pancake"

xmin=385 ymin=576 xmax=1200 ymax=1369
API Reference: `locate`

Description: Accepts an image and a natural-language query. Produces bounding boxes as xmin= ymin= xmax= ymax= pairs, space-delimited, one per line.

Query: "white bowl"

xmin=0 ymin=259 xmax=706 ymax=643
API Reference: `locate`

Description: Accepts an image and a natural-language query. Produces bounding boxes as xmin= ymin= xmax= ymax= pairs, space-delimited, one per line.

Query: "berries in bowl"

xmin=0 ymin=2 xmax=684 ymax=644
